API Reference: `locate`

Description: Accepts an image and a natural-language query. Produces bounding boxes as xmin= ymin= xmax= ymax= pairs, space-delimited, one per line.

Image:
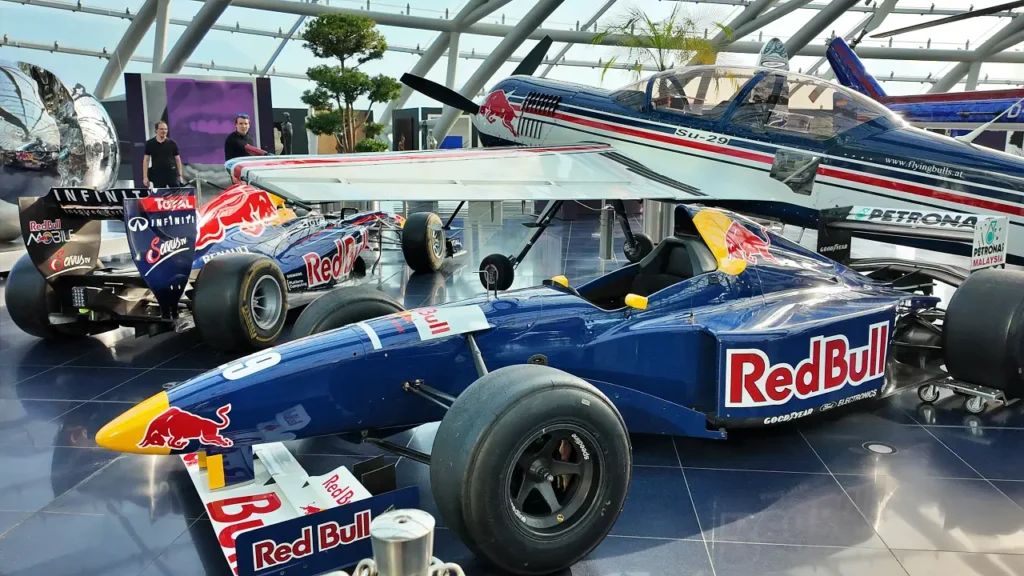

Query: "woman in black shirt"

xmin=143 ymin=121 xmax=184 ymax=188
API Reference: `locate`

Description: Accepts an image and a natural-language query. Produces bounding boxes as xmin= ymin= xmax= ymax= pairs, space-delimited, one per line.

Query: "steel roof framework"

xmin=3 ymin=0 xmax=1024 ymax=115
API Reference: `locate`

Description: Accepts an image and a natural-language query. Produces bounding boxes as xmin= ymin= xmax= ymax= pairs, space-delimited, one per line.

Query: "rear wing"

xmin=816 ymin=205 xmax=1008 ymax=273
xmin=18 ymin=187 xmax=200 ymax=319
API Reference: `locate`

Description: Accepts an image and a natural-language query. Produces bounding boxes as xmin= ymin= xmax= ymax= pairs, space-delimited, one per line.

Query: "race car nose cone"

xmin=95 ymin=392 xmax=172 ymax=455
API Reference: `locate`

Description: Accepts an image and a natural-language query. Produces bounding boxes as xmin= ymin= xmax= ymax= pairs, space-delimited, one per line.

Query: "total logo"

xmin=48 ymin=249 xmax=91 ymax=273
xmin=725 ymin=321 xmax=889 ymax=408
xmin=141 ymin=195 xmax=196 ymax=213
xmin=145 ymin=236 xmax=189 ymax=265
xmin=302 ymin=231 xmax=367 ymax=288
xmin=252 ymin=510 xmax=372 ymax=571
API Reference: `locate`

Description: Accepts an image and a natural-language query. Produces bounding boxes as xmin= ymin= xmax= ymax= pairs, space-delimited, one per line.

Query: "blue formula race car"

xmin=93 ymin=203 xmax=1024 ymax=575
xmin=5 ymin=184 xmax=460 ymax=351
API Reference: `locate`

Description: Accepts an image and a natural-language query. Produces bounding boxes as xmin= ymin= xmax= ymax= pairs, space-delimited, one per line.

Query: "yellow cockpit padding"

xmin=690 ymin=209 xmax=748 ymax=276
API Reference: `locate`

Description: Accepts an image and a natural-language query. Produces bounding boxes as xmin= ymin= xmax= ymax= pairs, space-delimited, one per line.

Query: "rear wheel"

xmin=402 ymin=212 xmax=446 ymax=273
xmin=4 ymin=254 xmax=112 ymax=339
xmin=430 ymin=364 xmax=631 ymax=575
xmin=944 ymin=268 xmax=1024 ymax=397
xmin=193 ymin=253 xmax=288 ymax=352
xmin=290 ymin=286 xmax=405 ymax=338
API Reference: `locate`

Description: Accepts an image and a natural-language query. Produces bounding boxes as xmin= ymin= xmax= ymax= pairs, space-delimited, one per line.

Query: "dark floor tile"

xmin=675 ymin=428 xmax=827 ymax=473
xmin=892 ymin=386 xmax=1024 ymax=428
xmin=630 ymin=433 xmax=680 ymax=467
xmin=0 ymin=444 xmax=118 ymax=512
xmin=64 ymin=332 xmax=201 ymax=369
xmin=926 ymin=427 xmax=1024 ymax=481
xmin=838 ymin=474 xmax=1024 ymax=553
xmin=40 ymin=401 xmax=139 ymax=449
xmin=430 ymin=527 xmax=714 ymax=576
xmin=0 ymin=364 xmax=50 ymax=386
xmin=0 ymin=366 xmax=147 ymax=402
xmin=710 ymin=542 xmax=909 ymax=576
xmin=0 ymin=510 xmax=31 ymax=536
xmin=801 ymin=418 xmax=980 ymax=480
xmin=136 ymin=519 xmax=233 ymax=576
xmin=610 ymin=466 xmax=702 ymax=539
xmin=0 ymin=511 xmax=191 ymax=576
xmin=989 ymin=480 xmax=1024 ymax=513
xmin=687 ymin=469 xmax=884 ymax=548
xmin=93 ymin=369 xmax=204 ymax=403
xmin=892 ymin=549 xmax=1024 ymax=576
xmin=43 ymin=453 xmax=204 ymax=520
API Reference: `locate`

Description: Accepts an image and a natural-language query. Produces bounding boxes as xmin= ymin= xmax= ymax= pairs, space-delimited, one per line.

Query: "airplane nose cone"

xmin=95 ymin=391 xmax=172 ymax=455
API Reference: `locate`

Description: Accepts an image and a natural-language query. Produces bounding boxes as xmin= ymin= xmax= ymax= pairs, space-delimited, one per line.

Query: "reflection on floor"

xmin=0 ymin=214 xmax=1023 ymax=576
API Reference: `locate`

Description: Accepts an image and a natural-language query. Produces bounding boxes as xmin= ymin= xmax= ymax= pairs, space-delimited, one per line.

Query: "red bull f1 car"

xmin=5 ymin=184 xmax=462 ymax=351
xmin=94 ymin=201 xmax=1024 ymax=575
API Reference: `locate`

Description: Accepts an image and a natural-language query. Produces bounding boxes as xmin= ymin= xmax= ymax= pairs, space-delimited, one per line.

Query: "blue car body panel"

xmin=152 ymin=204 xmax=926 ymax=461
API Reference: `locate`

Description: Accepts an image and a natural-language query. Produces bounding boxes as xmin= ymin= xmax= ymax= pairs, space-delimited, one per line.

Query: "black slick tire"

xmin=479 ymin=253 xmax=515 ymax=291
xmin=192 ymin=253 xmax=288 ymax=352
xmin=430 ymin=363 xmax=632 ymax=575
xmin=4 ymin=254 xmax=108 ymax=339
xmin=290 ymin=286 xmax=404 ymax=338
xmin=944 ymin=268 xmax=1024 ymax=395
xmin=402 ymin=212 xmax=445 ymax=273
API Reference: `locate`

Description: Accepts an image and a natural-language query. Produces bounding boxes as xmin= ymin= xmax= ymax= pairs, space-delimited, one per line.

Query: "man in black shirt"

xmin=224 ymin=113 xmax=268 ymax=161
xmin=143 ymin=121 xmax=184 ymax=188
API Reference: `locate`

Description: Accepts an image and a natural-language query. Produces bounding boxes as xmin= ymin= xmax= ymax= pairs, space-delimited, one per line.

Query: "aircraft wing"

xmin=227 ymin=144 xmax=706 ymax=204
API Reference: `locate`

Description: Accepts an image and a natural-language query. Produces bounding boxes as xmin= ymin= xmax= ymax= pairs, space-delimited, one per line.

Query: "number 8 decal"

xmin=223 ymin=351 xmax=282 ymax=381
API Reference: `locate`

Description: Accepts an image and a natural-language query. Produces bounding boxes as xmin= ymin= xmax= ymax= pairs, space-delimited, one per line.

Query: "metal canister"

xmin=369 ymin=509 xmax=435 ymax=576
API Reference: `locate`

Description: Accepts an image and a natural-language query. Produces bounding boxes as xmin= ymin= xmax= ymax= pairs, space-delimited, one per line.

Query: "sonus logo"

xmin=145 ymin=236 xmax=188 ymax=265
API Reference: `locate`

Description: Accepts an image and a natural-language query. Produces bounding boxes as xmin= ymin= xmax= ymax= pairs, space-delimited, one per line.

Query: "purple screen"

xmin=165 ymin=78 xmax=256 ymax=164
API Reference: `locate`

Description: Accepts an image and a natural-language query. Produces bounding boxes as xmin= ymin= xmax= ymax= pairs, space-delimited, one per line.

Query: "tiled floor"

xmin=0 ymin=214 xmax=1022 ymax=576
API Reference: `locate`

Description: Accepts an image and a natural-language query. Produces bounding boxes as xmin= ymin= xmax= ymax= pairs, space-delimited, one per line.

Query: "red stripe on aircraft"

xmin=817 ymin=166 xmax=1024 ymax=217
xmin=231 ymin=144 xmax=608 ymax=182
xmin=882 ymin=89 xmax=1024 ymax=104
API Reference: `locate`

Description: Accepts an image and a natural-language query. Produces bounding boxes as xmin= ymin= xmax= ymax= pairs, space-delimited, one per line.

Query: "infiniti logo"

xmin=128 ymin=217 xmax=149 ymax=232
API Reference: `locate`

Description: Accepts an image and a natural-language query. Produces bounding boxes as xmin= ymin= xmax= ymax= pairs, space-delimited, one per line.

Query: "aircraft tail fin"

xmin=826 ymin=37 xmax=887 ymax=100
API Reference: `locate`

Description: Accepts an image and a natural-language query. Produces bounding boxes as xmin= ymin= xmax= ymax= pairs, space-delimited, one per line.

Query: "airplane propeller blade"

xmin=511 ymin=36 xmax=553 ymax=76
xmin=400 ymin=73 xmax=480 ymax=115
xmin=871 ymin=1 xmax=1024 ymax=39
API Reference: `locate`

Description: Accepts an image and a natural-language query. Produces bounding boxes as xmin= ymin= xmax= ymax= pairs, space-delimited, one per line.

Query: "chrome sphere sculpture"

xmin=0 ymin=60 xmax=119 ymax=241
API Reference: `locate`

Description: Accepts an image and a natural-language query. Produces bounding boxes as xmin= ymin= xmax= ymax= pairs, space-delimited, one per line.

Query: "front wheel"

xmin=479 ymin=253 xmax=515 ymax=291
xmin=430 ymin=364 xmax=631 ymax=575
xmin=401 ymin=212 xmax=446 ymax=273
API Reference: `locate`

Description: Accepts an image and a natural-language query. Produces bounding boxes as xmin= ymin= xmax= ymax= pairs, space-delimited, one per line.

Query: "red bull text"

xmin=725 ymin=322 xmax=889 ymax=408
xmin=137 ymin=404 xmax=233 ymax=450
xmin=252 ymin=510 xmax=372 ymax=571
xmin=302 ymin=231 xmax=368 ymax=289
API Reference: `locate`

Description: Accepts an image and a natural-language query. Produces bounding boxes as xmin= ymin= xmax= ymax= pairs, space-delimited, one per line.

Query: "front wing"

xmin=184 ymin=443 xmax=417 ymax=576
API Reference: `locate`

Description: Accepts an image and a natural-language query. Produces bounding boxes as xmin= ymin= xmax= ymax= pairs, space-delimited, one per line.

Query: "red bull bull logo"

xmin=197 ymin=185 xmax=280 ymax=249
xmin=724 ymin=221 xmax=779 ymax=265
xmin=137 ymin=404 xmax=233 ymax=450
xmin=479 ymin=90 xmax=520 ymax=137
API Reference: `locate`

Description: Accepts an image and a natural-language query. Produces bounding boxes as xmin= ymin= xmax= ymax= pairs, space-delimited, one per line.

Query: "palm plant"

xmin=591 ymin=4 xmax=731 ymax=83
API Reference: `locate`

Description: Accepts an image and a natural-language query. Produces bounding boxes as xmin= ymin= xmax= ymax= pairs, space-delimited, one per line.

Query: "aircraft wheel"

xmin=291 ymin=286 xmax=404 ymax=338
xmin=479 ymin=253 xmax=514 ymax=291
xmin=430 ymin=364 xmax=631 ymax=575
xmin=4 ymin=254 xmax=106 ymax=339
xmin=944 ymin=268 xmax=1024 ymax=395
xmin=917 ymin=384 xmax=939 ymax=404
xmin=402 ymin=212 xmax=446 ymax=273
xmin=623 ymin=233 xmax=653 ymax=263
xmin=193 ymin=253 xmax=288 ymax=352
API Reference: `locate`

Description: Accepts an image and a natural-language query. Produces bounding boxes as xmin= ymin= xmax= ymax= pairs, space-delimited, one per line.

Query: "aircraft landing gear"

xmin=477 ymin=200 xmax=564 ymax=291
xmin=612 ymin=200 xmax=652 ymax=263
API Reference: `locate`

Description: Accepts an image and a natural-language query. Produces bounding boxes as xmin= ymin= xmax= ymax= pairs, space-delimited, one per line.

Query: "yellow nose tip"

xmin=95 ymin=391 xmax=173 ymax=455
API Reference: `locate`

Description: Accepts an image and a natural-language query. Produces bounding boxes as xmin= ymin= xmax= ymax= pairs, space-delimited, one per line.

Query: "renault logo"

xmin=128 ymin=217 xmax=148 ymax=232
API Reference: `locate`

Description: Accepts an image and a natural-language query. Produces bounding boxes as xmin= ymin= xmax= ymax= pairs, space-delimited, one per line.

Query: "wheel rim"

xmin=624 ymin=241 xmax=639 ymax=259
xmin=504 ymin=424 xmax=602 ymax=536
xmin=430 ymin=227 xmax=445 ymax=259
xmin=250 ymin=275 xmax=283 ymax=331
xmin=484 ymin=263 xmax=499 ymax=287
